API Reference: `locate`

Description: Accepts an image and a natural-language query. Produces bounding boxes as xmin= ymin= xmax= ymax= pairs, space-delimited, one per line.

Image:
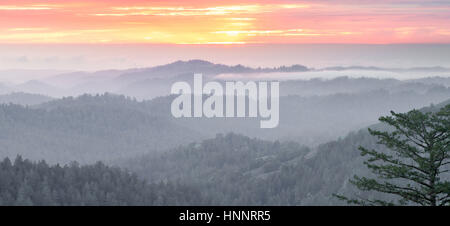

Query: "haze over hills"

xmin=0 ymin=82 xmax=448 ymax=164
xmin=0 ymin=60 xmax=449 ymax=206
xmin=321 ymin=66 xmax=450 ymax=73
xmin=0 ymin=92 xmax=53 ymax=106
xmin=0 ymin=83 xmax=12 ymax=95
xmin=0 ymin=60 xmax=448 ymax=160
xmin=0 ymin=94 xmax=204 ymax=163
xmin=0 ymin=60 xmax=449 ymax=99
xmin=119 ymin=99 xmax=450 ymax=205
xmin=0 ymin=69 xmax=70 ymax=84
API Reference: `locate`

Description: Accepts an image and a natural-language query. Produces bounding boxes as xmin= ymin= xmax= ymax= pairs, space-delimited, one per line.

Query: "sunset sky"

xmin=1 ymin=0 xmax=450 ymax=44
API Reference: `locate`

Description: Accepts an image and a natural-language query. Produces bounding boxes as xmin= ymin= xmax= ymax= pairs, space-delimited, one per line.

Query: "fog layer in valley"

xmin=0 ymin=59 xmax=449 ymax=205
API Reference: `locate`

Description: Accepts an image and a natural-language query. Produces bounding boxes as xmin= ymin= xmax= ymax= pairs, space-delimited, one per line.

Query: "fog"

xmin=0 ymin=58 xmax=449 ymax=206
xmin=1 ymin=60 xmax=449 ymax=99
xmin=217 ymin=69 xmax=450 ymax=81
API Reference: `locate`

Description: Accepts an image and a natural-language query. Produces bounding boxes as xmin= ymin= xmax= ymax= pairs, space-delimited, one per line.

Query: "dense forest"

xmin=0 ymin=131 xmax=380 ymax=206
xmin=119 ymin=131 xmax=375 ymax=205
xmin=120 ymin=101 xmax=450 ymax=205
xmin=0 ymin=156 xmax=201 ymax=206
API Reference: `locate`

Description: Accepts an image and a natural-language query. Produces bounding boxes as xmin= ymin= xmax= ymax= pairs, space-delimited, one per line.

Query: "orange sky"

xmin=1 ymin=0 xmax=450 ymax=44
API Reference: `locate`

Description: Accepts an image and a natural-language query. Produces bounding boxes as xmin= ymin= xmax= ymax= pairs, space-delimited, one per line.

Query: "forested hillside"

xmin=0 ymin=85 xmax=448 ymax=164
xmin=0 ymin=94 xmax=204 ymax=163
xmin=122 ymin=133 xmax=311 ymax=205
xmin=120 ymin=101 xmax=450 ymax=205
xmin=139 ymin=86 xmax=450 ymax=145
xmin=1 ymin=98 xmax=448 ymax=205
xmin=120 ymin=132 xmax=373 ymax=205
xmin=0 ymin=156 xmax=201 ymax=206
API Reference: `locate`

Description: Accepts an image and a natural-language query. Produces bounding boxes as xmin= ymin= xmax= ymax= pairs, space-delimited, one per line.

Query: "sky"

xmin=1 ymin=1 xmax=450 ymax=71
xmin=1 ymin=0 xmax=450 ymax=44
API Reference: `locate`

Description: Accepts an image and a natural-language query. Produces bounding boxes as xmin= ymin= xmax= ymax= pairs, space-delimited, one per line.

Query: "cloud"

xmin=0 ymin=1 xmax=449 ymax=44
xmin=91 ymin=4 xmax=308 ymax=17
xmin=0 ymin=5 xmax=53 ymax=10
xmin=8 ymin=28 xmax=49 ymax=31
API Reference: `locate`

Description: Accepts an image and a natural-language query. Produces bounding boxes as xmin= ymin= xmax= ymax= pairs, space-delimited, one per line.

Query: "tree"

xmin=15 ymin=181 xmax=33 ymax=206
xmin=336 ymin=104 xmax=450 ymax=206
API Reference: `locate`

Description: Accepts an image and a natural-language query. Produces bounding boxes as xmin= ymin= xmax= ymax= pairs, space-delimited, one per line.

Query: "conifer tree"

xmin=337 ymin=105 xmax=450 ymax=206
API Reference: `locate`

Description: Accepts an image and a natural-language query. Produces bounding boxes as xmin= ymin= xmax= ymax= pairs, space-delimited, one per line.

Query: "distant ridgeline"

xmin=2 ymin=60 xmax=450 ymax=100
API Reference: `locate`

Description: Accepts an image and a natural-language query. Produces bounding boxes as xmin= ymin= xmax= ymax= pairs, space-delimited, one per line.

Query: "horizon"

xmin=1 ymin=1 xmax=450 ymax=44
xmin=2 ymin=1 xmax=450 ymax=72
xmin=2 ymin=43 xmax=450 ymax=71
xmin=1 ymin=57 xmax=450 ymax=85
